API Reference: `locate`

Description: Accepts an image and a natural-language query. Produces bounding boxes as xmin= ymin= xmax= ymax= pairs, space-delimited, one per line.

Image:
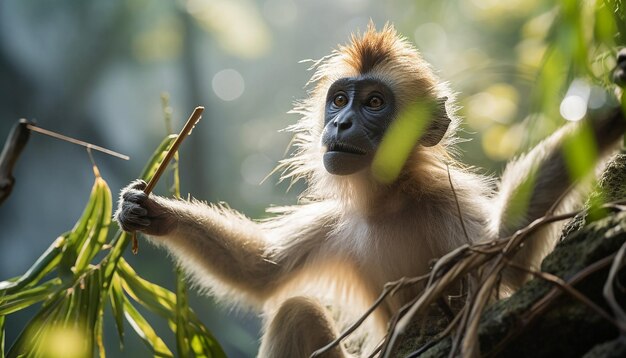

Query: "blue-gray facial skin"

xmin=321 ymin=77 xmax=396 ymax=175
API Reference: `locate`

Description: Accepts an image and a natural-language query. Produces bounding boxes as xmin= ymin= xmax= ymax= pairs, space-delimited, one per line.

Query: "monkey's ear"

xmin=420 ymin=97 xmax=451 ymax=147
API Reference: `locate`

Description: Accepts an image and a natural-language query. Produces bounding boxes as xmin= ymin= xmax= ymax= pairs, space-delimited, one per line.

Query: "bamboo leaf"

xmin=117 ymin=258 xmax=176 ymax=318
xmin=109 ymin=273 xmax=125 ymax=348
xmin=123 ymin=296 xmax=173 ymax=357
xmin=119 ymin=259 xmax=225 ymax=357
xmin=185 ymin=321 xmax=227 ymax=358
xmin=372 ymin=101 xmax=435 ymax=183
xmin=175 ymin=266 xmax=190 ymax=358
xmin=59 ymin=178 xmax=104 ymax=281
xmin=75 ymin=177 xmax=112 ymax=272
xmin=101 ymin=231 xmax=126 ymax=284
xmin=95 ymin=302 xmax=106 ymax=358
xmin=6 ymin=268 xmax=105 ymax=358
xmin=2 ymin=132 xmax=226 ymax=358
xmin=141 ymin=134 xmax=178 ymax=185
xmin=7 ymin=290 xmax=67 ymax=357
xmin=1 ymin=314 xmax=5 ymax=358
xmin=594 ymin=3 xmax=617 ymax=45
xmin=0 ymin=235 xmax=65 ymax=294
xmin=0 ymin=279 xmax=62 ymax=315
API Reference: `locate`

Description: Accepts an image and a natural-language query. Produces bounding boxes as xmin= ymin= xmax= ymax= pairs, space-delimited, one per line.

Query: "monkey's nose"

xmin=334 ymin=117 xmax=353 ymax=131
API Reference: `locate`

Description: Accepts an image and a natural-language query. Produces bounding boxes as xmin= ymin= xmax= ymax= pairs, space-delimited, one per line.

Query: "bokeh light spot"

xmin=560 ymin=79 xmax=591 ymax=122
xmin=560 ymin=96 xmax=587 ymax=121
xmin=212 ymin=69 xmax=245 ymax=101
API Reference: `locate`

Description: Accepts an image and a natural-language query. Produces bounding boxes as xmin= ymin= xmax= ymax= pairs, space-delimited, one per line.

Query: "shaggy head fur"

xmin=277 ymin=23 xmax=459 ymax=205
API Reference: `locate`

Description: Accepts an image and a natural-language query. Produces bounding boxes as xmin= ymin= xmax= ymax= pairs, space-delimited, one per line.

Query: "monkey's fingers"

xmin=128 ymin=179 xmax=148 ymax=191
xmin=115 ymin=201 xmax=151 ymax=232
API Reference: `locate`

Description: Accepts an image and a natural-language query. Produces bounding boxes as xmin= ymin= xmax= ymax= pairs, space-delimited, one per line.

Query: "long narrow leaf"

xmin=95 ymin=308 xmax=105 ymax=358
xmin=118 ymin=259 xmax=225 ymax=357
xmin=1 ymin=314 xmax=5 ymax=358
xmin=123 ymin=296 xmax=173 ymax=357
xmin=0 ymin=235 xmax=65 ymax=294
xmin=109 ymin=273 xmax=125 ymax=348
xmin=117 ymin=259 xmax=175 ymax=318
xmin=175 ymin=266 xmax=190 ymax=358
xmin=75 ymin=177 xmax=112 ymax=272
xmin=59 ymin=178 xmax=103 ymax=280
xmin=0 ymin=279 xmax=62 ymax=315
xmin=7 ymin=289 xmax=68 ymax=357
xmin=7 ymin=267 xmax=104 ymax=358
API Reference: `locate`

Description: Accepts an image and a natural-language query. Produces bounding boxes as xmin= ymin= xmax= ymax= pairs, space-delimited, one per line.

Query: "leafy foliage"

xmin=0 ymin=136 xmax=226 ymax=358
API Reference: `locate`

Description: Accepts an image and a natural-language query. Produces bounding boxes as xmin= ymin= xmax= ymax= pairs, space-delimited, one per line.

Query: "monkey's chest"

xmin=334 ymin=215 xmax=442 ymax=286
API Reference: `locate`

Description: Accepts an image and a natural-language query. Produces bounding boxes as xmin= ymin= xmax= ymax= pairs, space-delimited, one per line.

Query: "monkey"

xmin=115 ymin=24 xmax=626 ymax=357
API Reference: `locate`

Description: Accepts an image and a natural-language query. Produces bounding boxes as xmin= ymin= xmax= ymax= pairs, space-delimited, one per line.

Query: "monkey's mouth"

xmin=327 ymin=142 xmax=367 ymax=155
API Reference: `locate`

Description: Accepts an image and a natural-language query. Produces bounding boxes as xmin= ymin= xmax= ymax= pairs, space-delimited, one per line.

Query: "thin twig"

xmin=379 ymin=198 xmax=625 ymax=357
xmin=406 ymin=306 xmax=465 ymax=358
xmin=130 ymin=106 xmax=204 ymax=254
xmin=27 ymin=124 xmax=129 ymax=160
xmin=486 ymin=254 xmax=616 ymax=357
xmin=603 ymin=242 xmax=626 ymax=333
xmin=366 ymin=340 xmax=384 ymax=358
xmin=461 ymin=258 xmax=502 ymax=357
xmin=449 ymin=286 xmax=475 ymax=358
xmin=446 ymin=163 xmax=470 ymax=243
xmin=394 ymin=206 xmax=591 ymax=356
xmin=143 ymin=106 xmax=204 ymax=194
xmin=379 ymin=294 xmax=422 ymax=357
xmin=506 ymin=261 xmax=622 ymax=330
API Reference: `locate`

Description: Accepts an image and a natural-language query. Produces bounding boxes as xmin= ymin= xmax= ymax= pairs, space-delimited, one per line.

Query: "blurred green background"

xmin=0 ymin=0 xmax=619 ymax=357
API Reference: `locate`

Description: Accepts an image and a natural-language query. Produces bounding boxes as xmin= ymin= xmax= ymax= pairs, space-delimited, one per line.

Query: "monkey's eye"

xmin=367 ymin=96 xmax=384 ymax=109
xmin=333 ymin=94 xmax=348 ymax=107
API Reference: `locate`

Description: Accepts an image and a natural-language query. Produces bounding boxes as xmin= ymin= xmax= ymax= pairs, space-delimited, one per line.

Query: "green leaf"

xmin=562 ymin=121 xmax=599 ymax=182
xmin=95 ymin=302 xmax=106 ymax=358
xmin=6 ymin=268 xmax=105 ymax=358
xmin=1 ymin=314 xmax=5 ymax=358
xmin=117 ymin=258 xmax=176 ymax=318
xmin=175 ymin=266 xmax=190 ymax=358
xmin=604 ymin=0 xmax=626 ymax=45
xmin=372 ymin=100 xmax=436 ymax=183
xmin=0 ymin=235 xmax=65 ymax=294
xmin=75 ymin=177 xmax=112 ymax=272
xmin=594 ymin=3 xmax=617 ymax=46
xmin=109 ymin=273 xmax=125 ymax=348
xmin=123 ymin=296 xmax=173 ymax=357
xmin=7 ymin=290 xmax=67 ymax=357
xmin=0 ymin=279 xmax=62 ymax=315
xmin=140 ymin=134 xmax=178 ymax=185
xmin=59 ymin=178 xmax=104 ymax=281
xmin=118 ymin=259 xmax=225 ymax=357
xmin=2 ymin=132 xmax=226 ymax=358
xmin=186 ymin=320 xmax=227 ymax=358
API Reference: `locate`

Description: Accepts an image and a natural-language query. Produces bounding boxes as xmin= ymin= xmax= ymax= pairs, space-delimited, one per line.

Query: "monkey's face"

xmin=321 ymin=77 xmax=396 ymax=175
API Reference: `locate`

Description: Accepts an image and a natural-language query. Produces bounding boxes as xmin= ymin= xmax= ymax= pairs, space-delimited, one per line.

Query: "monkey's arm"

xmin=492 ymin=108 xmax=624 ymax=288
xmin=115 ymin=180 xmax=335 ymax=304
xmin=495 ymin=108 xmax=625 ymax=236
xmin=497 ymin=53 xmax=626 ymax=240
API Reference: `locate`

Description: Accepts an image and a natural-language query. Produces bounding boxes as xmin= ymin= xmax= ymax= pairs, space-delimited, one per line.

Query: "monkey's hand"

xmin=114 ymin=179 xmax=176 ymax=236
